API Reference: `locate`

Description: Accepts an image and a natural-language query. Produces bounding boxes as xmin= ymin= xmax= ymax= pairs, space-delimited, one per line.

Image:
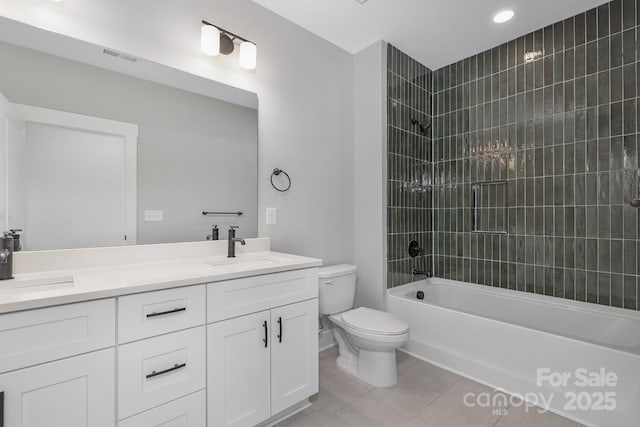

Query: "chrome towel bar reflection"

xmin=202 ymin=211 xmax=243 ymax=216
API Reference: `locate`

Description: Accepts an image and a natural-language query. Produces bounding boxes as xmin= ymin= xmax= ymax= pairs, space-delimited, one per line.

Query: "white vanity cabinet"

xmin=118 ymin=327 xmax=207 ymax=420
xmin=118 ymin=390 xmax=206 ymax=427
xmin=116 ymin=285 xmax=208 ymax=423
xmin=0 ymin=267 xmax=319 ymax=427
xmin=207 ymin=310 xmax=272 ymax=427
xmin=0 ymin=349 xmax=115 ymax=427
xmin=0 ymin=299 xmax=116 ymax=427
xmin=207 ymin=269 xmax=319 ymax=427
xmin=270 ymin=299 xmax=319 ymax=415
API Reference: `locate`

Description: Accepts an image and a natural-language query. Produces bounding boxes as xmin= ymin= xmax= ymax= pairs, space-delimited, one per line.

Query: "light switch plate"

xmin=266 ymin=208 xmax=277 ymax=225
xmin=144 ymin=210 xmax=164 ymax=222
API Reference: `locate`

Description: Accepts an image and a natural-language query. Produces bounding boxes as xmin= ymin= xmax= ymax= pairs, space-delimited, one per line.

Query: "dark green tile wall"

xmin=432 ymin=0 xmax=640 ymax=310
xmin=387 ymin=45 xmax=433 ymax=288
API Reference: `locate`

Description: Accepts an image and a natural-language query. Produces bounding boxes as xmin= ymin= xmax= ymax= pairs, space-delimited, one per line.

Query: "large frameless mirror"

xmin=0 ymin=18 xmax=258 ymax=251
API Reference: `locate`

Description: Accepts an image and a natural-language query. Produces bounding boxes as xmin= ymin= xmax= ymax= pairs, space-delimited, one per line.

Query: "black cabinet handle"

xmin=263 ymin=321 xmax=268 ymax=347
xmin=145 ymin=363 xmax=186 ymax=379
xmin=1 ymin=391 xmax=4 ymax=427
xmin=277 ymin=317 xmax=282 ymax=343
xmin=146 ymin=307 xmax=186 ymax=318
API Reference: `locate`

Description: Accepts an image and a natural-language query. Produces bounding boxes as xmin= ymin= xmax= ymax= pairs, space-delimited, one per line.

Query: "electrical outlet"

xmin=144 ymin=210 xmax=163 ymax=222
xmin=266 ymin=208 xmax=277 ymax=225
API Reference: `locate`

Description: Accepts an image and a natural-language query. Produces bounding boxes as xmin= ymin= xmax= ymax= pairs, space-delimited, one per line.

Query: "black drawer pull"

xmin=277 ymin=317 xmax=282 ymax=343
xmin=145 ymin=363 xmax=186 ymax=379
xmin=1 ymin=391 xmax=4 ymax=427
xmin=263 ymin=321 xmax=268 ymax=347
xmin=146 ymin=307 xmax=187 ymax=318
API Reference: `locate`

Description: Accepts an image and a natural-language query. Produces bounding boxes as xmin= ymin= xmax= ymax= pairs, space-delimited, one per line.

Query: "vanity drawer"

xmin=118 ymin=326 xmax=206 ymax=420
xmin=118 ymin=285 xmax=206 ymax=344
xmin=207 ymin=268 xmax=318 ymax=322
xmin=118 ymin=390 xmax=206 ymax=427
xmin=0 ymin=299 xmax=115 ymax=373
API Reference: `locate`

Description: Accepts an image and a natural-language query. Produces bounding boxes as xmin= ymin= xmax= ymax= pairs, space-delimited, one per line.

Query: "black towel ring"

xmin=271 ymin=168 xmax=291 ymax=192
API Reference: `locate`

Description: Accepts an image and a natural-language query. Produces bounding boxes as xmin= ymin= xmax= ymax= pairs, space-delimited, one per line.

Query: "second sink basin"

xmin=0 ymin=275 xmax=74 ymax=292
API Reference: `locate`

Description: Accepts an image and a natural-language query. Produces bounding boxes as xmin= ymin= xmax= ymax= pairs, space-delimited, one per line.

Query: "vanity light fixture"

xmin=201 ymin=20 xmax=257 ymax=70
xmin=493 ymin=10 xmax=514 ymax=24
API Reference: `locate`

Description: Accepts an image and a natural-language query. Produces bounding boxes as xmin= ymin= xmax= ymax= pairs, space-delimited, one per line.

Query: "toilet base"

xmin=357 ymin=349 xmax=398 ymax=387
xmin=332 ymin=327 xmax=399 ymax=387
xmin=336 ymin=354 xmax=358 ymax=377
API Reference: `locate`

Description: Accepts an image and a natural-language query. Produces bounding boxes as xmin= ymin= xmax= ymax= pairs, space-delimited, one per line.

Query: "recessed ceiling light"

xmin=493 ymin=10 xmax=514 ymax=24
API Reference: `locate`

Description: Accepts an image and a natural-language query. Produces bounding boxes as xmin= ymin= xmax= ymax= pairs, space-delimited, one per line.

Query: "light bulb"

xmin=201 ymin=25 xmax=220 ymax=56
xmin=239 ymin=41 xmax=257 ymax=70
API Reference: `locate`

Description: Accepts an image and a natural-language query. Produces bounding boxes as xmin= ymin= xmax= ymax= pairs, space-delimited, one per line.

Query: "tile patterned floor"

xmin=277 ymin=348 xmax=584 ymax=427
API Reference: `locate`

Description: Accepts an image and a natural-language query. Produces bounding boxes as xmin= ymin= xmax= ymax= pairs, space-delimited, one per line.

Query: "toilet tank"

xmin=318 ymin=264 xmax=358 ymax=315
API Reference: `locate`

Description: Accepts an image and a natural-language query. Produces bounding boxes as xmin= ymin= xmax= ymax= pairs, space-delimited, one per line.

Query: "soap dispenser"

xmin=7 ymin=229 xmax=22 ymax=252
xmin=0 ymin=234 xmax=14 ymax=280
xmin=207 ymin=225 xmax=219 ymax=241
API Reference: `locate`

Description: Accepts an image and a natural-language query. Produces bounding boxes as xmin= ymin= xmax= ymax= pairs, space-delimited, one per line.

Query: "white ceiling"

xmin=252 ymin=0 xmax=611 ymax=70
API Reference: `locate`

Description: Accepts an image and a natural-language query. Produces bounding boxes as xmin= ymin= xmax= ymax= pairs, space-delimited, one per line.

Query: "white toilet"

xmin=318 ymin=264 xmax=409 ymax=387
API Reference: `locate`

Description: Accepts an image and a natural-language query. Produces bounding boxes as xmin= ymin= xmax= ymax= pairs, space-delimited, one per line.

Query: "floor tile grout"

xmin=279 ymin=350 xmax=584 ymax=427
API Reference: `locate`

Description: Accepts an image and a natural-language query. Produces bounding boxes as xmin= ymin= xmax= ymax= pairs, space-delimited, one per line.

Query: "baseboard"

xmin=258 ymin=400 xmax=311 ymax=427
xmin=319 ymin=342 xmax=336 ymax=352
xmin=318 ymin=328 xmax=335 ymax=350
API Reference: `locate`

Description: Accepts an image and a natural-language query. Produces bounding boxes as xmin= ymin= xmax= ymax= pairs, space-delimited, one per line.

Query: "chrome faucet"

xmin=227 ymin=226 xmax=246 ymax=258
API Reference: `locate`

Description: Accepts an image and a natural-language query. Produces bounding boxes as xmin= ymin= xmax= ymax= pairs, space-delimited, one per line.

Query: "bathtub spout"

xmin=412 ymin=269 xmax=432 ymax=277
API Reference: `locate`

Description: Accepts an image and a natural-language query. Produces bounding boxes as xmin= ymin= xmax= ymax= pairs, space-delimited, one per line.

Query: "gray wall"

xmin=0 ymin=41 xmax=258 ymax=244
xmin=354 ymin=41 xmax=387 ymax=310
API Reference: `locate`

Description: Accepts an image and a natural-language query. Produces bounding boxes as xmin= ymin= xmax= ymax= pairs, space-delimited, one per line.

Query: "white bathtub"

xmin=387 ymin=278 xmax=640 ymax=427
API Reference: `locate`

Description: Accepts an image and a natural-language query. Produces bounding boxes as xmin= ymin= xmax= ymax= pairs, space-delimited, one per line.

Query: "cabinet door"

xmin=270 ymin=299 xmax=319 ymax=414
xmin=0 ymin=348 xmax=115 ymax=427
xmin=207 ymin=311 xmax=270 ymax=427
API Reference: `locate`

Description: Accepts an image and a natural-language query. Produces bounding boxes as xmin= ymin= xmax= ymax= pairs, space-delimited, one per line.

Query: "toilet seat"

xmin=341 ymin=307 xmax=409 ymax=336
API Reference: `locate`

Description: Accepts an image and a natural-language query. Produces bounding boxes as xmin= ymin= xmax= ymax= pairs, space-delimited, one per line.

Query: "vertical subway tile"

xmin=423 ymin=2 xmax=639 ymax=311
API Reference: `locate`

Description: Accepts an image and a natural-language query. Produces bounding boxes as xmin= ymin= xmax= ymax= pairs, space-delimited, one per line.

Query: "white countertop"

xmin=0 ymin=249 xmax=322 ymax=314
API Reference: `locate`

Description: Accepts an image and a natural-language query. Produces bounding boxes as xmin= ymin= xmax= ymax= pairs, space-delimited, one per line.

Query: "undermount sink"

xmin=0 ymin=275 xmax=74 ymax=292
xmin=207 ymin=255 xmax=283 ymax=270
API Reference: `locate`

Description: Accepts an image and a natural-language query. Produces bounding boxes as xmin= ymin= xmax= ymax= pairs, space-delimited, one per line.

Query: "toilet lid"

xmin=341 ymin=308 xmax=409 ymax=335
